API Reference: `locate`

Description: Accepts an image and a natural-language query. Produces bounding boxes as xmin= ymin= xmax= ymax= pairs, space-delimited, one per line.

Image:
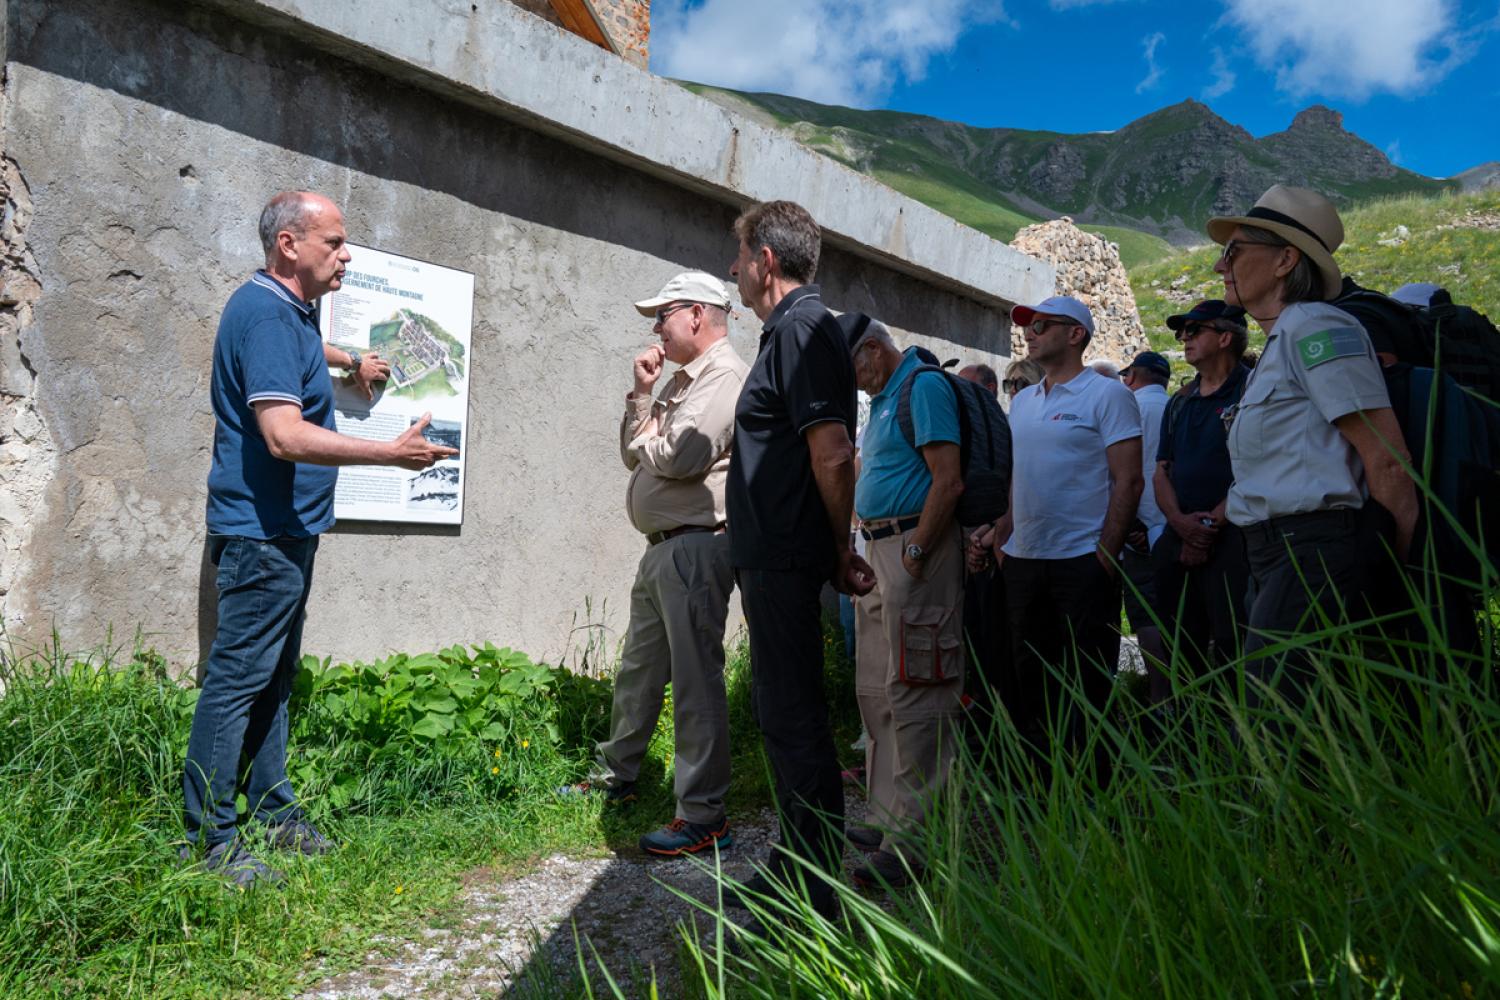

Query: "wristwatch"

xmin=345 ymin=349 xmax=363 ymax=372
xmin=906 ymin=543 xmax=925 ymax=562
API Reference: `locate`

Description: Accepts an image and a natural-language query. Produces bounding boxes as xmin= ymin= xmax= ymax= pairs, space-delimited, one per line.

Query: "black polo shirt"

xmin=1156 ymin=364 xmax=1249 ymax=514
xmin=727 ymin=285 xmax=857 ymax=573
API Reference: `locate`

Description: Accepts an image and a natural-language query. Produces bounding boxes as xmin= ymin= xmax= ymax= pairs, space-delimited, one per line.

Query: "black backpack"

xmin=1336 ymin=285 xmax=1500 ymax=404
xmin=1382 ymin=362 xmax=1499 ymax=588
xmin=894 ymin=357 xmax=1013 ymax=527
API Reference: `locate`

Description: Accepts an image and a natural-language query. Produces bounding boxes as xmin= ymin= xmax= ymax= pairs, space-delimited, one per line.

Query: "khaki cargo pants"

xmin=854 ymin=520 xmax=966 ymax=856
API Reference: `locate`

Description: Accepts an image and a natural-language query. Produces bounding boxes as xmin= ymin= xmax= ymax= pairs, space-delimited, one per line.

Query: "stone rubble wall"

xmin=0 ymin=154 xmax=55 ymax=646
xmin=1008 ymin=218 xmax=1148 ymax=365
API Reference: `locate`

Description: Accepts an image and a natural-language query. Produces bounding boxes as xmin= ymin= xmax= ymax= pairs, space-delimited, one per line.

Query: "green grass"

xmin=0 ymin=628 xmax=858 ymax=998
xmin=1129 ymin=188 xmax=1500 ymax=369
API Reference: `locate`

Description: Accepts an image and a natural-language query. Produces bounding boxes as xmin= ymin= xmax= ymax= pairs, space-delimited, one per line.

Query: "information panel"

xmin=318 ymin=244 xmax=474 ymax=525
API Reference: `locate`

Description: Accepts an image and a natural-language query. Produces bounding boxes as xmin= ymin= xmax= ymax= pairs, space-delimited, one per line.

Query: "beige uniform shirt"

xmin=622 ymin=338 xmax=749 ymax=536
xmin=1226 ymin=301 xmax=1390 ymax=526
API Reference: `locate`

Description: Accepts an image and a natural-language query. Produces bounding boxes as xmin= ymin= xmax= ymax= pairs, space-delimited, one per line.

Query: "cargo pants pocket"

xmin=899 ymin=606 xmax=963 ymax=685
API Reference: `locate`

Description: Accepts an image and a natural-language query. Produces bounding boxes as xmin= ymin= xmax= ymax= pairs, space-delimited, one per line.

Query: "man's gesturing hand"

xmin=388 ymin=413 xmax=459 ymax=470
xmin=633 ymin=345 xmax=666 ymax=396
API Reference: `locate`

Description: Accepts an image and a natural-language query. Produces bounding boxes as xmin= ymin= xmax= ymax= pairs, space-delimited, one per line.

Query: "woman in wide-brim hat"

xmin=1205 ymin=185 xmax=1416 ymax=706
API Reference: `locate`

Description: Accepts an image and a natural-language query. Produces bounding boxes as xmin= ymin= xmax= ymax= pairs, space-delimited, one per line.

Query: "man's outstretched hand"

xmin=388 ymin=412 xmax=459 ymax=470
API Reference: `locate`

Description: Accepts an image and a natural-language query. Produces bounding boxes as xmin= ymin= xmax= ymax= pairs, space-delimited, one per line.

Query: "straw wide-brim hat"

xmin=1206 ymin=185 xmax=1344 ymax=301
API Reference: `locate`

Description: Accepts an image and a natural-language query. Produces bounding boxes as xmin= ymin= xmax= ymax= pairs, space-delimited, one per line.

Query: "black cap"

xmin=1125 ymin=351 xmax=1171 ymax=377
xmin=836 ymin=312 xmax=877 ymax=353
xmin=1166 ymin=299 xmax=1247 ymax=332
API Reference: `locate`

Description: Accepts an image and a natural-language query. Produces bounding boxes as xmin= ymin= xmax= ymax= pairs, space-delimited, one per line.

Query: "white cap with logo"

xmin=633 ymin=271 xmax=734 ymax=316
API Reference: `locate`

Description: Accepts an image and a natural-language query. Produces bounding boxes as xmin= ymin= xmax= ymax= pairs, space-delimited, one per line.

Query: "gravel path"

xmin=300 ymin=796 xmax=872 ymax=999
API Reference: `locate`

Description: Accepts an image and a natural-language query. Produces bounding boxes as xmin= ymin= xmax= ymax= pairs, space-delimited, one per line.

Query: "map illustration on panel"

xmin=368 ymin=308 xmax=467 ymax=401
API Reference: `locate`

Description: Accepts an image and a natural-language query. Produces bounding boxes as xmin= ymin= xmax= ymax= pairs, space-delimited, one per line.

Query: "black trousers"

xmin=962 ymin=563 xmax=1013 ymax=717
xmin=1002 ymin=553 xmax=1121 ymax=766
xmin=737 ymin=567 xmax=844 ymax=902
xmin=1152 ymin=524 xmax=1250 ymax=684
xmin=1241 ymin=509 xmax=1361 ymax=710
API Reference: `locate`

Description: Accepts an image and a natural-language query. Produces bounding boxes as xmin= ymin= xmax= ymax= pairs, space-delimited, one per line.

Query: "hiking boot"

xmin=265 ymin=818 xmax=334 ymax=856
xmin=721 ymin=872 xmax=775 ymax=910
xmin=850 ymin=849 xmax=922 ymax=891
xmin=846 ymin=825 xmax=883 ymax=853
xmin=181 ymin=839 xmax=285 ymax=890
xmin=556 ymin=780 xmax=637 ymax=804
xmin=639 ymin=817 xmax=732 ymax=856
xmin=722 ymin=871 xmax=838 ymax=921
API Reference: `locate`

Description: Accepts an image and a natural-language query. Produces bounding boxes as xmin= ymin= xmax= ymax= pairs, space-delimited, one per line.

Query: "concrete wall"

xmin=0 ymin=0 xmax=1046 ymax=669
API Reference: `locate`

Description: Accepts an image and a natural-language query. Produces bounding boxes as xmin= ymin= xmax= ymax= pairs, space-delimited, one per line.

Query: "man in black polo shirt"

xmin=1151 ymin=300 xmax=1252 ymax=702
xmin=723 ymin=200 xmax=874 ymax=918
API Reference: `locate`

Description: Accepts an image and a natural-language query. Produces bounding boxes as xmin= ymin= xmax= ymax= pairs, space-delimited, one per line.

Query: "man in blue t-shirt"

xmin=183 ymin=191 xmax=456 ymax=887
xmin=842 ymin=314 xmax=963 ymax=891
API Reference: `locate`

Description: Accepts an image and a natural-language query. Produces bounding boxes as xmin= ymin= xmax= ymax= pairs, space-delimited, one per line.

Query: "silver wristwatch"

xmin=906 ymin=543 xmax=925 ymax=562
xmin=345 ymin=349 xmax=363 ymax=372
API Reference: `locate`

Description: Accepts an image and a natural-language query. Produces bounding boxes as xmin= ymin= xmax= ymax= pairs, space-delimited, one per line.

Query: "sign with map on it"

xmin=318 ymin=243 xmax=474 ymax=525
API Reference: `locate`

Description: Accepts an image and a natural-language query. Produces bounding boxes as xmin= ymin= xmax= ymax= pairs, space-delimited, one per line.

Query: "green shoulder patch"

xmin=1296 ymin=327 xmax=1367 ymax=369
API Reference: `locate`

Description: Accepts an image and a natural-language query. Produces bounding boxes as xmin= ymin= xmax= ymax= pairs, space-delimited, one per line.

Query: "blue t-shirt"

xmin=855 ymin=348 xmax=961 ymax=520
xmin=206 ymin=272 xmax=338 ymax=539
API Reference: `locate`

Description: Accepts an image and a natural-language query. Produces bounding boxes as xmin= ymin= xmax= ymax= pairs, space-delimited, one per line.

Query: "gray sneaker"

xmin=265 ymin=818 xmax=334 ymax=856
xmin=181 ymin=840 xmax=286 ymax=890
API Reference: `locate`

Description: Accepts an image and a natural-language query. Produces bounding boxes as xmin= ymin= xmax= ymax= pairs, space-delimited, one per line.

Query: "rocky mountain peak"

xmin=1288 ymin=105 xmax=1345 ymax=132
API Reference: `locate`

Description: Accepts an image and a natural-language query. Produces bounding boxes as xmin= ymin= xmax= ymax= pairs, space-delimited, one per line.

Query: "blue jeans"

xmin=183 ymin=534 xmax=318 ymax=846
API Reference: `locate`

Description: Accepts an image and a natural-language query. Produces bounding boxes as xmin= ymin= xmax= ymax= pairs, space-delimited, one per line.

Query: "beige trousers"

xmin=594 ymin=531 xmax=733 ymax=824
xmin=854 ymin=521 xmax=966 ymax=856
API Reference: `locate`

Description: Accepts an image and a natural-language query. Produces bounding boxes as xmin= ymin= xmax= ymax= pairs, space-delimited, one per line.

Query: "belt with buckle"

xmin=859 ymin=515 xmax=921 ymax=541
xmin=646 ymin=523 xmax=725 ymax=546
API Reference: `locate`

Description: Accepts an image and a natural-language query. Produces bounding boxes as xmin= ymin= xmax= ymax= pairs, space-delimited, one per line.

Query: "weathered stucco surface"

xmin=1 ymin=0 xmax=1037 ymax=668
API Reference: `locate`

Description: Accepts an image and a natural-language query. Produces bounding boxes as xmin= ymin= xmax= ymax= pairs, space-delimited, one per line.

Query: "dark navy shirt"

xmin=726 ymin=285 xmax=857 ymax=572
xmin=1156 ymin=364 xmax=1249 ymax=514
xmin=206 ymin=271 xmax=337 ymax=539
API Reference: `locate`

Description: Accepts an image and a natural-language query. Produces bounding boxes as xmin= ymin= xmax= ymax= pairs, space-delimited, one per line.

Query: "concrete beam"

xmin=187 ymin=0 xmax=1053 ymax=311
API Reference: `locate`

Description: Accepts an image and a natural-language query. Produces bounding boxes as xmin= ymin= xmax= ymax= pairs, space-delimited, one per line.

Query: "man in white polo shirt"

xmin=983 ymin=295 xmax=1142 ymax=774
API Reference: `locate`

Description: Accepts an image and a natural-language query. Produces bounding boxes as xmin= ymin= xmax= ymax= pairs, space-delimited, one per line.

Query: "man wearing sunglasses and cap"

xmin=573 ymin=271 xmax=747 ymax=858
xmin=1149 ymin=300 xmax=1252 ymax=704
xmin=1207 ymin=186 xmax=1416 ymax=707
xmin=978 ymin=294 xmax=1143 ymax=777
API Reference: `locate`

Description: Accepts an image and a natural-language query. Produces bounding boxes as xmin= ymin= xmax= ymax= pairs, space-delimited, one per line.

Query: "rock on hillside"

xmin=1009 ymin=219 xmax=1147 ymax=364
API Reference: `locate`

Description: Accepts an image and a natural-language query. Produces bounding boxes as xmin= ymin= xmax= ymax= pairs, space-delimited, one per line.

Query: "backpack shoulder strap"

xmin=896 ymin=363 xmax=961 ymax=452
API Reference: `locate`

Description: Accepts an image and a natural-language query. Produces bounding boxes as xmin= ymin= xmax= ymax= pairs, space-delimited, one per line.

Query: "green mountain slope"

xmin=688 ymin=85 xmax=1454 ymax=269
xmin=1131 ymin=190 xmax=1500 ymax=361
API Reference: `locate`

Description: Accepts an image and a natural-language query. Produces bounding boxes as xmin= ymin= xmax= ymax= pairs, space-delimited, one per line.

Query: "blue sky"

xmin=651 ymin=0 xmax=1500 ymax=179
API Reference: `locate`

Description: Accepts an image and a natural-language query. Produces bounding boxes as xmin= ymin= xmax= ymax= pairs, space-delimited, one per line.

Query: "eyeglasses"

xmin=1027 ymin=318 xmax=1075 ymax=336
xmin=653 ymin=302 xmax=696 ymax=324
xmin=1218 ymin=238 xmax=1282 ymax=264
xmin=1002 ymin=379 xmax=1028 ymax=394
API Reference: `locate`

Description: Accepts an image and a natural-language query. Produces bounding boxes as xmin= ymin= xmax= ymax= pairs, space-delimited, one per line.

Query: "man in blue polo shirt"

xmin=184 ymin=191 xmax=455 ymax=887
xmin=843 ymin=314 xmax=964 ymax=890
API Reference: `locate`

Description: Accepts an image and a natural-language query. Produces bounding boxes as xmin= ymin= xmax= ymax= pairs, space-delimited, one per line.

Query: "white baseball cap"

xmin=1010 ymin=295 xmax=1095 ymax=335
xmin=633 ymin=271 xmax=733 ymax=316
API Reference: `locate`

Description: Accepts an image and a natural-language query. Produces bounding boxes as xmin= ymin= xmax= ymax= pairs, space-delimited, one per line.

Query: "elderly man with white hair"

xmin=841 ymin=312 xmax=966 ymax=890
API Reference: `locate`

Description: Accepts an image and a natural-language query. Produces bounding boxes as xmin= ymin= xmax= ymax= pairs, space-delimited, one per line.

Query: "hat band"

xmin=1245 ymin=206 xmax=1331 ymax=253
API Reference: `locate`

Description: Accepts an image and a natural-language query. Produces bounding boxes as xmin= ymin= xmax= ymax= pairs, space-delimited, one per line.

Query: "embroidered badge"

xmin=1296 ymin=327 xmax=1366 ymax=369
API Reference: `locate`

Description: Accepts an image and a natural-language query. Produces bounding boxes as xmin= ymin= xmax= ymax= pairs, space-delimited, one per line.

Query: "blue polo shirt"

xmin=1157 ymin=364 xmax=1249 ymax=515
xmin=855 ymin=348 xmax=961 ymax=520
xmin=206 ymin=272 xmax=338 ymax=539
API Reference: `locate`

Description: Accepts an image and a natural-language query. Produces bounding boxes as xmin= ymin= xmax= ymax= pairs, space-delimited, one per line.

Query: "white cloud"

xmin=1202 ymin=46 xmax=1235 ymax=99
xmin=1135 ymin=31 xmax=1165 ymax=94
xmin=1386 ymin=140 xmax=1403 ymax=165
xmin=650 ymin=0 xmax=1009 ymax=107
xmin=1219 ymin=0 xmax=1473 ymax=100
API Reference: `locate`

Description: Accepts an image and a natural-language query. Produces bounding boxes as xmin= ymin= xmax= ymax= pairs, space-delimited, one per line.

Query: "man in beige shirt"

xmin=575 ymin=271 xmax=748 ymax=857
